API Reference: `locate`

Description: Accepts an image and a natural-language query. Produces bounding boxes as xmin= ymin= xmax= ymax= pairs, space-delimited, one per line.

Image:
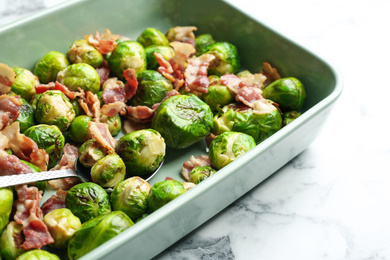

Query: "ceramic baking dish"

xmin=0 ymin=0 xmax=342 ymax=259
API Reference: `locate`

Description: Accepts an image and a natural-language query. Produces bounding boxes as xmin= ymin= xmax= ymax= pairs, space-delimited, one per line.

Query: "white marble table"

xmin=1 ymin=0 xmax=389 ymax=259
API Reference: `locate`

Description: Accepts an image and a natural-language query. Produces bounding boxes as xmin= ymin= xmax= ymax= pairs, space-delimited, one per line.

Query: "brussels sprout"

xmin=70 ymin=98 xmax=85 ymax=117
xmin=43 ymin=208 xmax=82 ymax=249
xmin=0 ymin=222 xmax=26 ymax=260
xmin=0 ymin=188 xmax=13 ymax=234
xmin=208 ymin=75 xmax=220 ymax=84
xmin=195 ymin=34 xmax=215 ymax=56
xmin=152 ymin=95 xmax=213 ymax=149
xmin=16 ymin=249 xmax=60 ymax=260
xmin=203 ymin=42 xmax=240 ymax=76
xmin=16 ymin=97 xmax=35 ymax=133
xmin=67 ymin=211 xmax=133 ymax=260
xmin=209 ymin=131 xmax=256 ymax=170
xmin=100 ymin=114 xmax=122 ymax=136
xmin=189 ymin=166 xmax=216 ymax=184
xmin=111 ymin=177 xmax=151 ymax=221
xmin=11 ymin=67 xmax=38 ymax=101
xmin=236 ymin=70 xmax=253 ymax=78
xmin=57 ymin=63 xmax=100 ymax=94
xmin=78 ymin=139 xmax=107 ymax=168
xmin=20 ymin=160 xmax=47 ymax=192
xmin=144 ymin=45 xmax=175 ymax=70
xmin=32 ymin=90 xmax=75 ymax=131
xmin=202 ymin=81 xmax=234 ymax=111
xmin=130 ymin=70 xmax=173 ymax=108
xmin=108 ymin=41 xmax=146 ymax=80
xmin=137 ymin=28 xmax=169 ymax=48
xmin=116 ymin=129 xmax=165 ymax=177
xmin=283 ymin=111 xmax=301 ymax=125
xmin=67 ymin=39 xmax=103 ymax=68
xmin=67 ymin=115 xmax=92 ymax=143
xmin=262 ymin=77 xmax=306 ymax=111
xmin=33 ymin=51 xmax=70 ymax=84
xmin=24 ymin=124 xmax=65 ymax=169
xmin=91 ymin=153 xmax=126 ymax=188
xmin=96 ymin=91 xmax=104 ymax=106
xmin=66 ymin=182 xmax=111 ymax=223
xmin=147 ymin=179 xmax=186 ymax=212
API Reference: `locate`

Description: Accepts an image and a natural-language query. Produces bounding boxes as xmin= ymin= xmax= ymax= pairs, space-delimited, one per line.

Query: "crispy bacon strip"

xmin=261 ymin=62 xmax=281 ymax=87
xmin=0 ymin=94 xmax=22 ymax=130
xmin=0 ymin=155 xmax=33 ymax=175
xmin=41 ymin=189 xmax=68 ymax=216
xmin=85 ymin=29 xmax=118 ymax=55
xmin=88 ymin=121 xmax=116 ymax=153
xmin=120 ymin=105 xmax=155 ymax=123
xmin=181 ymin=155 xmax=211 ymax=182
xmin=35 ymin=82 xmax=55 ymax=94
xmin=101 ymin=101 xmax=126 ymax=117
xmin=236 ymin=86 xmax=263 ymax=107
xmin=79 ymin=91 xmax=101 ymax=122
xmin=102 ymin=78 xmax=126 ymax=104
xmin=14 ymin=185 xmax=54 ymax=250
xmin=123 ymin=68 xmax=138 ymax=100
xmin=35 ymin=82 xmax=83 ymax=100
xmin=167 ymin=26 xmax=197 ymax=47
xmin=0 ymin=63 xmax=16 ymax=94
xmin=96 ymin=60 xmax=111 ymax=86
xmin=184 ymin=54 xmax=215 ymax=93
xmin=29 ymin=149 xmax=49 ymax=172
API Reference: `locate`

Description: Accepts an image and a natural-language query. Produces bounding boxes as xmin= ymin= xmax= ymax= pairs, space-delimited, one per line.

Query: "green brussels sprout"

xmin=262 ymin=77 xmax=306 ymax=111
xmin=67 ymin=39 xmax=103 ymax=68
xmin=209 ymin=131 xmax=256 ymax=170
xmin=111 ymin=177 xmax=152 ymax=221
xmin=283 ymin=111 xmax=302 ymax=125
xmin=70 ymin=98 xmax=85 ymax=117
xmin=236 ymin=70 xmax=253 ymax=78
xmin=100 ymin=114 xmax=122 ymax=136
xmin=57 ymin=63 xmax=100 ymax=94
xmin=108 ymin=41 xmax=147 ymax=80
xmin=208 ymin=75 xmax=220 ymax=84
xmin=203 ymin=42 xmax=240 ymax=76
xmin=0 ymin=188 xmax=13 ymax=234
xmin=67 ymin=115 xmax=92 ymax=143
xmin=24 ymin=124 xmax=65 ymax=169
xmin=137 ymin=28 xmax=170 ymax=47
xmin=189 ymin=166 xmax=216 ymax=184
xmin=144 ymin=45 xmax=175 ymax=70
xmin=115 ymin=129 xmax=166 ymax=177
xmin=96 ymin=91 xmax=104 ymax=106
xmin=147 ymin=179 xmax=186 ymax=212
xmin=67 ymin=211 xmax=133 ymax=260
xmin=195 ymin=34 xmax=215 ymax=56
xmin=33 ymin=51 xmax=70 ymax=84
xmin=16 ymin=249 xmax=60 ymax=260
xmin=212 ymin=101 xmax=282 ymax=144
xmin=202 ymin=82 xmax=234 ymax=111
xmin=66 ymin=182 xmax=111 ymax=223
xmin=130 ymin=70 xmax=173 ymax=108
xmin=43 ymin=208 xmax=82 ymax=249
xmin=32 ymin=90 xmax=75 ymax=131
xmin=0 ymin=222 xmax=26 ymax=260
xmin=16 ymin=97 xmax=35 ymax=133
xmin=78 ymin=139 xmax=107 ymax=168
xmin=20 ymin=160 xmax=47 ymax=192
xmin=91 ymin=153 xmax=126 ymax=188
xmin=11 ymin=67 xmax=38 ymax=101
xmin=151 ymin=95 xmax=213 ymax=149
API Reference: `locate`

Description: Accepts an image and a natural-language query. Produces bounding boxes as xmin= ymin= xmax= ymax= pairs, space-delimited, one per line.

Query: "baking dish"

xmin=0 ymin=0 xmax=343 ymax=259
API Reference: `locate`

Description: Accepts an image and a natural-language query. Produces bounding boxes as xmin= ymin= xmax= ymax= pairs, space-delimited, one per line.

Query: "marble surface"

xmin=1 ymin=0 xmax=390 ymax=259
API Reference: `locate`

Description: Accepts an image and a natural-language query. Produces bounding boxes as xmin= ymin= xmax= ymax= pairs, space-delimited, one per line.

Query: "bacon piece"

xmin=261 ymin=62 xmax=281 ymax=87
xmin=54 ymin=81 xmax=83 ymax=100
xmin=79 ymin=91 xmax=101 ymax=122
xmin=184 ymin=54 xmax=215 ymax=93
xmin=181 ymin=155 xmax=211 ymax=182
xmin=167 ymin=26 xmax=197 ymax=47
xmin=102 ymin=78 xmax=126 ymax=104
xmin=123 ymin=68 xmax=138 ymax=100
xmin=101 ymin=101 xmax=126 ymax=117
xmin=41 ymin=189 xmax=68 ymax=216
xmin=88 ymin=121 xmax=116 ymax=153
xmin=0 ymin=155 xmax=33 ymax=175
xmin=85 ymin=30 xmax=118 ymax=54
xmin=29 ymin=149 xmax=49 ymax=172
xmin=35 ymin=82 xmax=56 ymax=94
xmin=169 ymin=42 xmax=196 ymax=59
xmin=122 ymin=119 xmax=151 ymax=134
xmin=220 ymin=74 xmax=245 ymax=93
xmin=205 ymin=132 xmax=218 ymax=148
xmin=14 ymin=185 xmax=54 ymax=250
xmin=120 ymin=105 xmax=154 ymax=123
xmin=155 ymin=53 xmax=175 ymax=81
xmin=0 ymin=94 xmax=22 ymax=130
xmin=240 ymin=72 xmax=267 ymax=89
xmin=0 ymin=63 xmax=16 ymax=94
xmin=96 ymin=60 xmax=111 ymax=86
xmin=236 ymin=85 xmax=263 ymax=107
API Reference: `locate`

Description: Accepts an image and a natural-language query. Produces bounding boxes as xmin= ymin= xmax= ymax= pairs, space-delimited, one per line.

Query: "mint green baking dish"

xmin=0 ymin=0 xmax=342 ymax=259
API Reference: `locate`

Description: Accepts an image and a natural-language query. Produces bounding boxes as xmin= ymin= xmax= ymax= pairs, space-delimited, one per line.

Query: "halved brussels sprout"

xmin=209 ymin=131 xmax=256 ymax=170
xmin=33 ymin=51 xmax=70 ymax=84
xmin=67 ymin=115 xmax=93 ymax=143
xmin=108 ymin=41 xmax=146 ymax=80
xmin=145 ymin=45 xmax=175 ymax=70
xmin=57 ymin=63 xmax=100 ymax=94
xmin=137 ymin=28 xmax=169 ymax=47
xmin=111 ymin=177 xmax=152 ymax=221
xmin=203 ymin=42 xmax=240 ymax=76
xmin=202 ymin=81 xmax=234 ymax=111
xmin=20 ymin=160 xmax=47 ymax=192
xmin=16 ymin=249 xmax=60 ymax=260
xmin=78 ymin=139 xmax=107 ymax=168
xmin=16 ymin=97 xmax=35 ymax=133
xmin=43 ymin=208 xmax=82 ymax=249
xmin=65 ymin=182 xmax=111 ymax=223
xmin=100 ymin=114 xmax=122 ymax=136
xmin=32 ymin=90 xmax=75 ymax=131
xmin=189 ymin=166 xmax=216 ymax=184
xmin=151 ymin=95 xmax=213 ymax=149
xmin=283 ymin=111 xmax=301 ymax=125
xmin=91 ymin=153 xmax=126 ymax=188
xmin=0 ymin=221 xmax=26 ymax=260
xmin=11 ymin=67 xmax=38 ymax=101
xmin=115 ymin=129 xmax=165 ymax=177
xmin=130 ymin=70 xmax=173 ymax=108
xmin=195 ymin=34 xmax=215 ymax=56
xmin=67 ymin=211 xmax=133 ymax=260
xmin=24 ymin=124 xmax=65 ymax=169
xmin=262 ymin=77 xmax=306 ymax=111
xmin=0 ymin=188 xmax=13 ymax=234
xmin=147 ymin=179 xmax=186 ymax=212
xmin=67 ymin=39 xmax=103 ymax=68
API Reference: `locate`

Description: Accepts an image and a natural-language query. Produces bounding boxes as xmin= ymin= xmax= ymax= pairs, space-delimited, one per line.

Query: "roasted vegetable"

xmin=0 ymin=188 xmax=13 ymax=235
xmin=203 ymin=42 xmax=240 ymax=76
xmin=137 ymin=28 xmax=169 ymax=47
xmin=11 ymin=67 xmax=38 ymax=101
xmin=189 ymin=166 xmax=216 ymax=184
xmin=33 ymin=51 xmax=70 ymax=84
xmin=67 ymin=115 xmax=93 ymax=143
xmin=147 ymin=179 xmax=186 ymax=212
xmin=78 ymin=139 xmax=107 ymax=168
xmin=57 ymin=63 xmax=100 ymax=94
xmin=0 ymin=222 xmax=26 ymax=260
xmin=91 ymin=153 xmax=126 ymax=188
xmin=67 ymin=39 xmax=103 ymax=68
